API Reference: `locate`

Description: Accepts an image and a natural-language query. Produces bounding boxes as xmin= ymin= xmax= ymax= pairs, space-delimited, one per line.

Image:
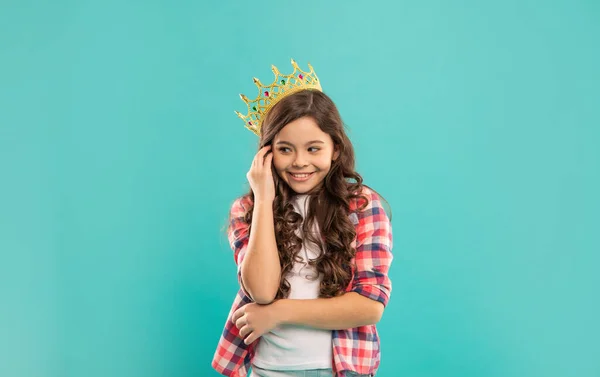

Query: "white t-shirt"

xmin=252 ymin=194 xmax=333 ymax=370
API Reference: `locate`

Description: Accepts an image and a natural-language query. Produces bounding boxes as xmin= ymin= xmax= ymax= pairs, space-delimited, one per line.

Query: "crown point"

xmin=236 ymin=59 xmax=322 ymax=137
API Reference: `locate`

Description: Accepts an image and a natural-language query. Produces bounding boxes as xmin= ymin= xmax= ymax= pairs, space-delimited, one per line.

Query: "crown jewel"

xmin=235 ymin=59 xmax=322 ymax=136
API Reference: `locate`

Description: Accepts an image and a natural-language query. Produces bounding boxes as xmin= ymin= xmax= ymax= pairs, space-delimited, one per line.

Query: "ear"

xmin=332 ymin=145 xmax=341 ymax=161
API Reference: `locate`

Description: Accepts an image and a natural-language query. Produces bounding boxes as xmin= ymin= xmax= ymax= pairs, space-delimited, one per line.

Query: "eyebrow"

xmin=275 ymin=140 xmax=325 ymax=146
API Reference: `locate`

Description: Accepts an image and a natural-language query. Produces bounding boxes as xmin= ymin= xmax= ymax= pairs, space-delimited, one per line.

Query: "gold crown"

xmin=235 ymin=58 xmax=322 ymax=136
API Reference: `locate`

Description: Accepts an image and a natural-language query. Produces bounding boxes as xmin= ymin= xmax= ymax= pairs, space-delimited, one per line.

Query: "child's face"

xmin=272 ymin=116 xmax=340 ymax=194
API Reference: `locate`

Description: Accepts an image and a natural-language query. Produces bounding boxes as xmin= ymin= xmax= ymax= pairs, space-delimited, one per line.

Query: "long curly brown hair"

xmin=238 ymin=89 xmax=389 ymax=299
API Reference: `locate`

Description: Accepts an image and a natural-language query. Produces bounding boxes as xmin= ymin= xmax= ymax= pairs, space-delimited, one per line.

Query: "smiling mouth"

xmin=288 ymin=172 xmax=315 ymax=182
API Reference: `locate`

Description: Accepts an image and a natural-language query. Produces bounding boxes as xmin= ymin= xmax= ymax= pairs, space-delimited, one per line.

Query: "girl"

xmin=212 ymin=86 xmax=393 ymax=377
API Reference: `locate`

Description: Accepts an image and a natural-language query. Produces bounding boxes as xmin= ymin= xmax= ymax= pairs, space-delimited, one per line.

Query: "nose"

xmin=292 ymin=151 xmax=308 ymax=167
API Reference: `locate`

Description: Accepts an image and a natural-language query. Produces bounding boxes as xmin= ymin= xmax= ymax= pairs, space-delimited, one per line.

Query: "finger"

xmin=259 ymin=145 xmax=272 ymax=158
xmin=244 ymin=332 xmax=258 ymax=345
xmin=262 ymin=151 xmax=273 ymax=167
xmin=252 ymin=146 xmax=271 ymax=168
xmin=231 ymin=308 xmax=244 ymax=323
xmin=239 ymin=324 xmax=252 ymax=338
xmin=235 ymin=314 xmax=247 ymax=329
xmin=231 ymin=308 xmax=241 ymax=323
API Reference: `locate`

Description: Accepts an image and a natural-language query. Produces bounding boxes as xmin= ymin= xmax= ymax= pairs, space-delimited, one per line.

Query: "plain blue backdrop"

xmin=1 ymin=1 xmax=598 ymax=376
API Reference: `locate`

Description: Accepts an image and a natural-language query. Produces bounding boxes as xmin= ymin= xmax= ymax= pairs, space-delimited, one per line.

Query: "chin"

xmin=289 ymin=182 xmax=323 ymax=195
xmin=287 ymin=184 xmax=310 ymax=193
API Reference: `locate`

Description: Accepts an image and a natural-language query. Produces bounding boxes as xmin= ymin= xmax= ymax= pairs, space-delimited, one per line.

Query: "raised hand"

xmin=246 ymin=145 xmax=276 ymax=202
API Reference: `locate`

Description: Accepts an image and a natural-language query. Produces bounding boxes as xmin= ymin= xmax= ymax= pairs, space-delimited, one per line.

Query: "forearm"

xmin=240 ymin=199 xmax=281 ymax=304
xmin=275 ymin=292 xmax=384 ymax=330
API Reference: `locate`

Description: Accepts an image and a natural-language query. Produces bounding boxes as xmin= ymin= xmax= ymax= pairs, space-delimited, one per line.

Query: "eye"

xmin=278 ymin=147 xmax=291 ymax=153
xmin=308 ymin=147 xmax=320 ymax=152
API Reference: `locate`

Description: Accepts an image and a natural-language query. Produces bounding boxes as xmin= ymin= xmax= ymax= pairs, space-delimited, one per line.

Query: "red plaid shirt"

xmin=211 ymin=186 xmax=393 ymax=377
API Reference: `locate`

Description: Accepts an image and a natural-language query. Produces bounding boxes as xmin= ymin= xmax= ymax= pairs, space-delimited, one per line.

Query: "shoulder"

xmin=349 ymin=185 xmax=384 ymax=212
xmin=230 ymin=194 xmax=253 ymax=218
xmin=349 ymin=185 xmax=392 ymax=227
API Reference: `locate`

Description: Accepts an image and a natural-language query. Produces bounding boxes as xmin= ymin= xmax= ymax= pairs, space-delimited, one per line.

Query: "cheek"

xmin=272 ymin=154 xmax=285 ymax=170
xmin=317 ymin=156 xmax=333 ymax=170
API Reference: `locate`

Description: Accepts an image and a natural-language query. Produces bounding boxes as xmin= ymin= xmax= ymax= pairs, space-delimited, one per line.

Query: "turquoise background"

xmin=1 ymin=1 xmax=598 ymax=376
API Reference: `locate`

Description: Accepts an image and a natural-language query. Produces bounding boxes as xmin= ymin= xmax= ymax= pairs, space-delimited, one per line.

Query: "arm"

xmin=233 ymin=292 xmax=383 ymax=344
xmin=240 ymin=199 xmax=281 ymax=304
xmin=229 ymin=197 xmax=280 ymax=305
xmin=232 ymin=189 xmax=394 ymax=344
xmin=273 ymin=192 xmax=393 ymax=328
xmin=282 ymin=192 xmax=393 ymax=330
xmin=275 ymin=189 xmax=394 ymax=328
xmin=274 ymin=292 xmax=383 ymax=330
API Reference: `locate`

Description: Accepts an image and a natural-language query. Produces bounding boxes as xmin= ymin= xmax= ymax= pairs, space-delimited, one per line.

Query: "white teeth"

xmin=290 ymin=173 xmax=312 ymax=178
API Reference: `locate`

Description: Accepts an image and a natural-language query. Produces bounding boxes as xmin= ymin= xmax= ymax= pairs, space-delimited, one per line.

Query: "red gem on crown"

xmin=264 ymin=91 xmax=269 ymax=96
xmin=299 ymin=74 xmax=304 ymax=80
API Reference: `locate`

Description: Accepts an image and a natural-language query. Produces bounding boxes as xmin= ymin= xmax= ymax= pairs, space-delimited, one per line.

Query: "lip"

xmin=288 ymin=171 xmax=315 ymax=182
